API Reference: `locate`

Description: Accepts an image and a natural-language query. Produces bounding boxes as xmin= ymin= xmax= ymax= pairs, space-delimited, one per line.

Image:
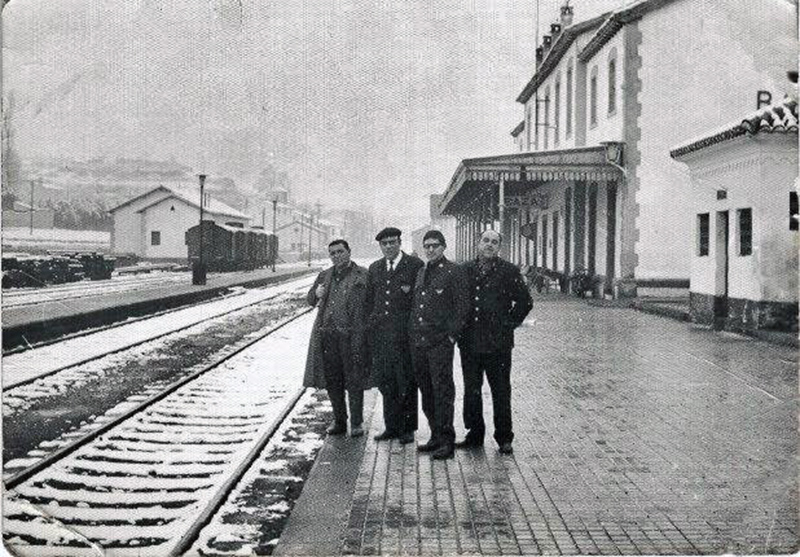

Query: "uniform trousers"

xmin=374 ymin=338 xmax=418 ymax=435
xmin=321 ymin=330 xmax=363 ymax=428
xmin=459 ymin=348 xmax=513 ymax=444
xmin=412 ymin=340 xmax=456 ymax=447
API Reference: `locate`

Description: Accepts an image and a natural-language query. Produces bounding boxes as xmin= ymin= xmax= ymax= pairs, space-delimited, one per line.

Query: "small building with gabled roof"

xmin=671 ymin=99 xmax=798 ymax=332
xmin=109 ymin=185 xmax=250 ymax=260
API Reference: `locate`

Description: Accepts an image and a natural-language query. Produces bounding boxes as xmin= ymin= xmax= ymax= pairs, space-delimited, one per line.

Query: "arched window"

xmin=608 ymin=49 xmax=617 ymax=116
xmin=566 ymin=61 xmax=573 ymax=138
xmin=543 ymin=85 xmax=551 ymax=149
xmin=554 ymin=75 xmax=561 ymax=146
xmin=589 ymin=66 xmax=598 ymax=127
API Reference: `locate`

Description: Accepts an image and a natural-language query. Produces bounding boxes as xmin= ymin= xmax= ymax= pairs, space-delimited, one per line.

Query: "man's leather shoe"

xmin=373 ymin=430 xmax=398 ymax=441
xmin=455 ymin=437 xmax=484 ymax=449
xmin=432 ymin=445 xmax=454 ymax=460
xmin=350 ymin=425 xmax=364 ymax=438
xmin=326 ymin=422 xmax=347 ymax=435
xmin=417 ymin=439 xmax=439 ymax=452
xmin=498 ymin=442 xmax=514 ymax=454
xmin=398 ymin=431 xmax=415 ymax=444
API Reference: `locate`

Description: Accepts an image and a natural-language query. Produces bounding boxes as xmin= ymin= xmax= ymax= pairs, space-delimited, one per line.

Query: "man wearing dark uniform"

xmin=409 ymin=230 xmax=469 ymax=460
xmin=366 ymin=227 xmax=424 ymax=444
xmin=304 ymin=239 xmax=369 ymax=437
xmin=457 ymin=229 xmax=532 ymax=454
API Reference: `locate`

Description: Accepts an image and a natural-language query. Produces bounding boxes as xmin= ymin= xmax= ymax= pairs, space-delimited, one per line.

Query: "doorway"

xmin=714 ymin=210 xmax=729 ymax=329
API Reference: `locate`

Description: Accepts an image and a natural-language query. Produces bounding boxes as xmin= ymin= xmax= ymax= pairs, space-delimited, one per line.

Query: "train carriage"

xmin=185 ymin=221 xmax=278 ymax=273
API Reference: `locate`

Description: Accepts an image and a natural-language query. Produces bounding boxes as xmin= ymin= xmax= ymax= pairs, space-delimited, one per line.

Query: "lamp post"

xmin=271 ymin=196 xmax=277 ymax=272
xmin=192 ymin=174 xmax=207 ymax=285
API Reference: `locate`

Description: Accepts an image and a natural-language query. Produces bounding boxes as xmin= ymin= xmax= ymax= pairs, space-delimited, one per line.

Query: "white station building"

xmin=438 ymin=0 xmax=795 ymax=298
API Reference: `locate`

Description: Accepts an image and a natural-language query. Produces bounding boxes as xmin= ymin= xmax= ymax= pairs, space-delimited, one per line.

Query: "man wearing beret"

xmin=456 ymin=229 xmax=532 ymax=454
xmin=365 ymin=227 xmax=424 ymax=443
xmin=409 ymin=230 xmax=469 ymax=460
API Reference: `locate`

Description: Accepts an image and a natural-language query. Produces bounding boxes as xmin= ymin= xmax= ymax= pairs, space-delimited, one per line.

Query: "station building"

xmin=671 ymin=99 xmax=798 ymax=333
xmin=438 ymin=0 xmax=795 ymax=298
xmin=109 ymin=185 xmax=250 ymax=260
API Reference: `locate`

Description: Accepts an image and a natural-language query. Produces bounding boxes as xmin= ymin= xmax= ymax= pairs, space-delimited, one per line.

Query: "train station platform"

xmin=276 ymin=298 xmax=798 ymax=555
xmin=2 ymin=263 xmax=320 ymax=349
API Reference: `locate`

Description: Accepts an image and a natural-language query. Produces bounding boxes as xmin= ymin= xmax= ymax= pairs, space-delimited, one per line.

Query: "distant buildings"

xmin=671 ymin=99 xmax=798 ymax=333
xmin=109 ymin=185 xmax=250 ymax=260
xmin=438 ymin=0 xmax=794 ymax=299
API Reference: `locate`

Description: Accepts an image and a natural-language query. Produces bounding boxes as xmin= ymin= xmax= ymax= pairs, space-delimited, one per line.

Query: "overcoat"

xmin=460 ymin=257 xmax=533 ymax=353
xmin=365 ymin=253 xmax=424 ymax=385
xmin=302 ymin=262 xmax=370 ymax=390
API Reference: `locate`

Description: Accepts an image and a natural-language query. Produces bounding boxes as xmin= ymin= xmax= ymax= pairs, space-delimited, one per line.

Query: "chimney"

xmin=560 ymin=4 xmax=574 ymax=28
xmin=550 ymin=23 xmax=562 ymax=39
xmin=536 ymin=46 xmax=544 ymax=67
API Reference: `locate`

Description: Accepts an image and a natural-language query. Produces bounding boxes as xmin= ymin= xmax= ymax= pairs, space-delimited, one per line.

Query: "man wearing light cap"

xmin=409 ymin=229 xmax=469 ymax=460
xmin=365 ymin=227 xmax=424 ymax=443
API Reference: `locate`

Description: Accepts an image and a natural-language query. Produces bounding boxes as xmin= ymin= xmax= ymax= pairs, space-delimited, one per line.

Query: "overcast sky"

xmin=3 ymin=0 xmax=626 ymax=222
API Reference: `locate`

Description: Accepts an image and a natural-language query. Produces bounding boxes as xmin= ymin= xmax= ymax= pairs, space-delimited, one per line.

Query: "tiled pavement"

xmin=280 ymin=299 xmax=798 ymax=555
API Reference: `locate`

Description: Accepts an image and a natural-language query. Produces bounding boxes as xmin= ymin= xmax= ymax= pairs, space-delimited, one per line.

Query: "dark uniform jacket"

xmin=409 ymin=257 xmax=469 ymax=349
xmin=460 ymin=257 xmax=533 ymax=353
xmin=365 ymin=253 xmax=424 ymax=380
xmin=303 ymin=262 xmax=369 ymax=389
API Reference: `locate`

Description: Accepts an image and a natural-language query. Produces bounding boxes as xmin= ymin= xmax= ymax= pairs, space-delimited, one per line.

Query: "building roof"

xmin=109 ymin=184 xmax=250 ymax=220
xmin=578 ymin=0 xmax=678 ymax=63
xmin=518 ymin=0 xmax=686 ymax=104
xmin=517 ymin=13 xmax=608 ymax=104
xmin=438 ymin=147 xmax=622 ymax=216
xmin=670 ymin=99 xmax=798 ymax=158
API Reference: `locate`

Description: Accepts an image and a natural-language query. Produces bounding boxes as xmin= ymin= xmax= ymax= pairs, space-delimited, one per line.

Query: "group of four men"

xmin=303 ymin=227 xmax=532 ymax=460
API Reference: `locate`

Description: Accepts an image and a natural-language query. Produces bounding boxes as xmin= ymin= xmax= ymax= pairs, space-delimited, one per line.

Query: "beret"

xmin=375 ymin=227 xmax=402 ymax=241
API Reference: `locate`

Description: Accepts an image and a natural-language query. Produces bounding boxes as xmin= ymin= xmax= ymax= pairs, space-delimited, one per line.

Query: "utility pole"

xmin=29 ymin=180 xmax=34 ymax=235
xmin=307 ymin=212 xmax=313 ymax=267
xmin=271 ymin=197 xmax=278 ymax=272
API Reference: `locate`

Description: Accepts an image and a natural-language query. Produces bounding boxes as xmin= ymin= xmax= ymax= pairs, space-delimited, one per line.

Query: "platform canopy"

xmin=438 ymin=146 xmax=622 ymax=216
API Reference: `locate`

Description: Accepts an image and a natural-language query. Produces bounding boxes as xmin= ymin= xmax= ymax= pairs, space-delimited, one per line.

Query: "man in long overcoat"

xmin=366 ymin=227 xmax=424 ymax=443
xmin=457 ymin=229 xmax=532 ymax=454
xmin=409 ymin=230 xmax=469 ymax=460
xmin=304 ymin=239 xmax=369 ymax=437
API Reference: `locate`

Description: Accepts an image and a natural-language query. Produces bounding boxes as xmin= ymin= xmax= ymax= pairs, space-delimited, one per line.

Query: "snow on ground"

xmin=2 ymin=227 xmax=111 ymax=243
xmin=4 ymin=312 xmax=318 ymax=555
xmin=2 ymin=274 xmax=315 ymax=390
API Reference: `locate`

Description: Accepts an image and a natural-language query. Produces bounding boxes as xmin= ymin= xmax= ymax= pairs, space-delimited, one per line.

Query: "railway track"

xmin=2 ymin=272 xmax=191 ymax=309
xmin=3 ymin=309 xmax=317 ymax=556
xmin=3 ymin=274 xmax=316 ymax=390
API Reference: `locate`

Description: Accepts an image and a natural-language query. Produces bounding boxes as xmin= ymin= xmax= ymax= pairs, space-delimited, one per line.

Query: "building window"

xmin=589 ymin=67 xmax=598 ymax=127
xmin=554 ymin=78 xmax=561 ymax=146
xmin=151 ymin=231 xmax=161 ymax=246
xmin=543 ymin=86 xmax=550 ymax=150
xmin=608 ymin=52 xmax=617 ymax=116
xmin=566 ymin=64 xmax=573 ymax=138
xmin=697 ymin=213 xmax=709 ymax=256
xmin=791 ymin=191 xmax=798 ymax=231
xmin=737 ymin=208 xmax=752 ymax=256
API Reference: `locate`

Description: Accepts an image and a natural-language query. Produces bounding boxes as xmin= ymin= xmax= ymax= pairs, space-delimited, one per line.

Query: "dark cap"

xmin=422 ymin=229 xmax=446 ymax=247
xmin=375 ymin=227 xmax=402 ymax=242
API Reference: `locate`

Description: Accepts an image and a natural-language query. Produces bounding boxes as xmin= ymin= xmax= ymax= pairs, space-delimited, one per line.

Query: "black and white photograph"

xmin=1 ymin=0 xmax=798 ymax=554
